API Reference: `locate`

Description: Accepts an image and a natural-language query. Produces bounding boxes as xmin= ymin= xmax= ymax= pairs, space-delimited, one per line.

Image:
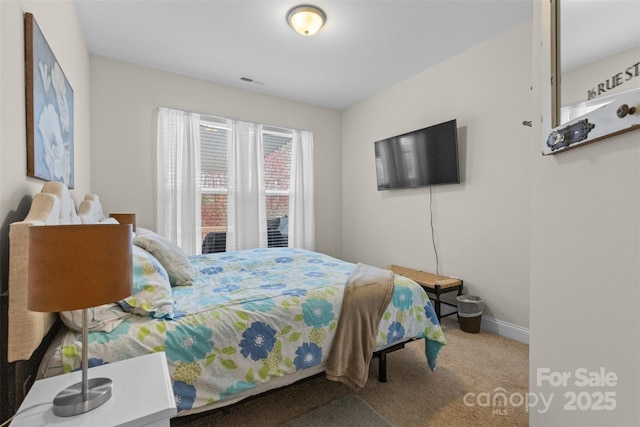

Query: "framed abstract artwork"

xmin=24 ymin=12 xmax=74 ymax=188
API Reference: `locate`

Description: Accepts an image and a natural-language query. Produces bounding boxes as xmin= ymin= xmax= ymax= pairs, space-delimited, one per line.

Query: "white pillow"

xmin=99 ymin=217 xmax=119 ymax=225
xmin=133 ymin=227 xmax=194 ymax=287
xmin=60 ymin=304 xmax=131 ymax=333
xmin=118 ymin=246 xmax=175 ymax=318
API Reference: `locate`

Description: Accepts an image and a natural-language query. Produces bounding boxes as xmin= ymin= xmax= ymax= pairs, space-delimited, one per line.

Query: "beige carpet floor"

xmin=171 ymin=317 xmax=529 ymax=427
xmin=281 ymin=394 xmax=392 ymax=427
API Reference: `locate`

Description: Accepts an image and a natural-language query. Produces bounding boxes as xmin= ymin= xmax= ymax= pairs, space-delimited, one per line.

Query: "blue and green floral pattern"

xmin=48 ymin=248 xmax=445 ymax=413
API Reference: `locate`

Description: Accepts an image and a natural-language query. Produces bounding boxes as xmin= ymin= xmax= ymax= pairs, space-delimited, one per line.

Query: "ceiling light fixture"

xmin=286 ymin=5 xmax=326 ymax=36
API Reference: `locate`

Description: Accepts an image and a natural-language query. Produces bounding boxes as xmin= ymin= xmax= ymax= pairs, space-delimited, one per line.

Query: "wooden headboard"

xmin=7 ymin=182 xmax=107 ymax=362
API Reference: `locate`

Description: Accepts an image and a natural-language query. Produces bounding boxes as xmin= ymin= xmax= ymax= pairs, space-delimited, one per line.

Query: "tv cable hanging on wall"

xmin=429 ymin=186 xmax=440 ymax=276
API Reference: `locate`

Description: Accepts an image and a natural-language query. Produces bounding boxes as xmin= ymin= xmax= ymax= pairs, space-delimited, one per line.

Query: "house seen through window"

xmin=200 ymin=118 xmax=292 ymax=252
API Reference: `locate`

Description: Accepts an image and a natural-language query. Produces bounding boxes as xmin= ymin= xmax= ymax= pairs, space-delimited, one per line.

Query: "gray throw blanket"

xmin=326 ymin=263 xmax=394 ymax=390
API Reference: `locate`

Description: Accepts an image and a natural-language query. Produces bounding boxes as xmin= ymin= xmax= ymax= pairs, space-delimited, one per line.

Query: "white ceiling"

xmin=73 ymin=0 xmax=534 ymax=110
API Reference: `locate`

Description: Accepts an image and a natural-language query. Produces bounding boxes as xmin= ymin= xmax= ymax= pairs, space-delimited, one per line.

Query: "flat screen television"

xmin=374 ymin=119 xmax=459 ymax=190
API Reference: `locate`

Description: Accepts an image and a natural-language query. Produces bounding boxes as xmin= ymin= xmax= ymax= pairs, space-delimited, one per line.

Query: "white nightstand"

xmin=11 ymin=352 xmax=177 ymax=426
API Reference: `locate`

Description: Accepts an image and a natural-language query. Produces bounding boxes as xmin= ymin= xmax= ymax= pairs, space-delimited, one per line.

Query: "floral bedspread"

xmin=45 ymin=248 xmax=446 ymax=413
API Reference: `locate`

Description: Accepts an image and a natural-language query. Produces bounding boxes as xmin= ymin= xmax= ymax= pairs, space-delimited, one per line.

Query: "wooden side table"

xmin=389 ymin=265 xmax=463 ymax=321
xmin=11 ymin=352 xmax=176 ymax=426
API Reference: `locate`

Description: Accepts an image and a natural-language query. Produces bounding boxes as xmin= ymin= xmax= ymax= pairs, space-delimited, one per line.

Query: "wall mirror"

xmin=544 ymin=0 xmax=640 ymax=155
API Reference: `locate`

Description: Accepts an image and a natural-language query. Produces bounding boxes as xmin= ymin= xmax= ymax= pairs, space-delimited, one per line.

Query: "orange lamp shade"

xmin=109 ymin=213 xmax=136 ymax=232
xmin=27 ymin=224 xmax=133 ymax=313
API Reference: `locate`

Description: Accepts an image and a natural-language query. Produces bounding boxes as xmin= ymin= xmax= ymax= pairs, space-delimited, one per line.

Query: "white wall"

xmin=341 ymin=22 xmax=533 ymax=330
xmin=0 ymin=1 xmax=91 ymax=275
xmin=0 ymin=0 xmax=92 ymax=214
xmin=529 ymin=3 xmax=640 ymax=425
xmin=529 ymin=131 xmax=640 ymax=426
xmin=0 ymin=0 xmax=90 ymax=420
xmin=88 ymin=56 xmax=342 ymax=257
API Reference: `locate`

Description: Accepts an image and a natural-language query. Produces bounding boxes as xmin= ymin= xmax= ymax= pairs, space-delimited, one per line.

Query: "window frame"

xmin=199 ymin=117 xmax=294 ymax=242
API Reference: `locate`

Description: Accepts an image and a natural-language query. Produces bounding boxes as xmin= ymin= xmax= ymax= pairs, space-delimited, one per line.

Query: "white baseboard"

xmin=480 ymin=315 xmax=529 ymax=345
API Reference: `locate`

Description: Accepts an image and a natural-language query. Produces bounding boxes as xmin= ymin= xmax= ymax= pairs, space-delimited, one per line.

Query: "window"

xmin=263 ymin=130 xmax=293 ymax=248
xmin=200 ymin=119 xmax=228 ymax=242
xmin=200 ymin=118 xmax=292 ymax=251
xmin=157 ymin=106 xmax=314 ymax=255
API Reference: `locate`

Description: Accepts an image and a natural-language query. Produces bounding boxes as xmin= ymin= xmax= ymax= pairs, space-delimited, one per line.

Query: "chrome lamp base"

xmin=53 ymin=377 xmax=113 ymax=417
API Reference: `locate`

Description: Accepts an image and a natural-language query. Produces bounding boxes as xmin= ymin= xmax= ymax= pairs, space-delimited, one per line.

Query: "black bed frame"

xmin=372 ymin=338 xmax=417 ymax=382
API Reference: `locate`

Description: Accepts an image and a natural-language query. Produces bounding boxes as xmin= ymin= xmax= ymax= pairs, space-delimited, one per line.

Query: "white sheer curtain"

xmin=288 ymin=130 xmax=315 ymax=250
xmin=226 ymin=121 xmax=267 ymax=251
xmin=156 ymin=107 xmax=202 ymax=255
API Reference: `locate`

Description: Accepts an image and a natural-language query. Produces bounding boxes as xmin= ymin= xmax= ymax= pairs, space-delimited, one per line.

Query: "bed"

xmin=6 ymin=182 xmax=446 ymax=417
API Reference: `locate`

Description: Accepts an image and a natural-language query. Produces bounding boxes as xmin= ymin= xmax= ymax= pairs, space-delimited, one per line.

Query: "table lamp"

xmin=109 ymin=213 xmax=136 ymax=232
xmin=28 ymin=224 xmax=133 ymax=417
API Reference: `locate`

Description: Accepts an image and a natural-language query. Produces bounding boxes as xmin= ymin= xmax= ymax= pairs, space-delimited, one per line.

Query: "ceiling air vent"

xmin=240 ymin=76 xmax=264 ymax=86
